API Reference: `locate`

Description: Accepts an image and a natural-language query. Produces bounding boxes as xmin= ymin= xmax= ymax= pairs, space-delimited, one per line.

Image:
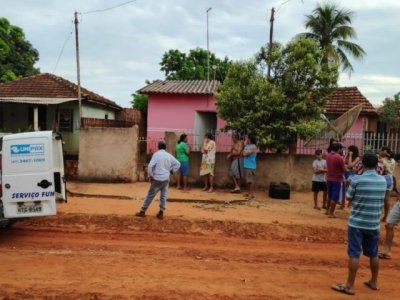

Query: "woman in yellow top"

xmin=200 ymin=133 xmax=216 ymax=192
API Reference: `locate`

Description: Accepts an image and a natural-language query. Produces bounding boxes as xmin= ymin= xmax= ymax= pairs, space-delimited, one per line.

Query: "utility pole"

xmin=74 ymin=11 xmax=82 ymax=128
xmin=206 ymin=7 xmax=212 ymax=84
xmin=267 ymin=7 xmax=275 ymax=79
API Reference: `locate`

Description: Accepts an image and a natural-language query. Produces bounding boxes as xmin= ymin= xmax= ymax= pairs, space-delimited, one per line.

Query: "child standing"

xmin=312 ymin=149 xmax=327 ymax=210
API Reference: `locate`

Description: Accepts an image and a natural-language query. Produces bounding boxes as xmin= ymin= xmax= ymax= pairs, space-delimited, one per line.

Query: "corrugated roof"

xmin=0 ymin=73 xmax=121 ymax=110
xmin=324 ymin=86 xmax=377 ymax=115
xmin=137 ymin=80 xmax=220 ymax=94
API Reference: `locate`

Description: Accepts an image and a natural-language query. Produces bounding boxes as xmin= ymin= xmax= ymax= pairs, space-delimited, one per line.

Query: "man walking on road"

xmin=135 ymin=141 xmax=181 ymax=220
xmin=331 ymin=153 xmax=386 ymax=295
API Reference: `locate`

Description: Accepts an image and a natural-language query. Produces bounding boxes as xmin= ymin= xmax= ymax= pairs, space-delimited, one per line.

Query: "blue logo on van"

xmin=10 ymin=144 xmax=44 ymax=156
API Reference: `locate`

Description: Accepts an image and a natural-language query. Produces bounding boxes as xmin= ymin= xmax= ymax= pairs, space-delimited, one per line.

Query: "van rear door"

xmin=52 ymin=133 xmax=67 ymax=203
xmin=2 ymin=131 xmax=57 ymax=218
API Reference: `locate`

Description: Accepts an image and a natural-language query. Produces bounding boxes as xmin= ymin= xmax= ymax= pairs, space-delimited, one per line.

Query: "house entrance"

xmin=194 ymin=112 xmax=217 ymax=150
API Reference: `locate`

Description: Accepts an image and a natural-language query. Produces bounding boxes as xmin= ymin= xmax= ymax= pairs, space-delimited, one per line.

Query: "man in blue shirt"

xmin=332 ymin=152 xmax=386 ymax=295
xmin=135 ymin=141 xmax=180 ymax=220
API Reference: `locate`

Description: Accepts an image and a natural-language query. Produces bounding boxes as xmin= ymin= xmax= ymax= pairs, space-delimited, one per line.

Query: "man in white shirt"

xmin=135 ymin=141 xmax=181 ymax=219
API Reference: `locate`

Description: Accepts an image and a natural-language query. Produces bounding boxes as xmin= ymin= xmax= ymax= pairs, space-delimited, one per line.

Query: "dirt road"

xmin=0 ymin=189 xmax=399 ymax=299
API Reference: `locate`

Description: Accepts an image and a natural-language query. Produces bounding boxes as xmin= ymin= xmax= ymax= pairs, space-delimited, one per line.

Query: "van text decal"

xmin=11 ymin=191 xmax=55 ymax=199
xmin=10 ymin=144 xmax=44 ymax=156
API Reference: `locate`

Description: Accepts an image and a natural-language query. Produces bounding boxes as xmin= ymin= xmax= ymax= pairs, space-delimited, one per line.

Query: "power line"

xmin=53 ymin=22 xmax=74 ymax=73
xmin=80 ymin=0 xmax=138 ymax=15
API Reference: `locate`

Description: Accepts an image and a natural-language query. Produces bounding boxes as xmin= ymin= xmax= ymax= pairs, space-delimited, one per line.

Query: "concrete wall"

xmin=78 ymin=126 xmax=139 ymax=182
xmin=172 ymin=152 xmax=314 ymax=191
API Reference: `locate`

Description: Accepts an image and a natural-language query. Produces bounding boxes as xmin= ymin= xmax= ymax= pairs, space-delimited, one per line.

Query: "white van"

xmin=0 ymin=131 xmax=66 ymax=227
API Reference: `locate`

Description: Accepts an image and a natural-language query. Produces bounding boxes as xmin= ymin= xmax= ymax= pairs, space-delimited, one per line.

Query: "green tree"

xmin=160 ymin=48 xmax=232 ymax=82
xmin=131 ymin=93 xmax=148 ymax=113
xmin=298 ymin=2 xmax=365 ymax=73
xmin=0 ymin=18 xmax=39 ymax=81
xmin=379 ymin=92 xmax=400 ymax=129
xmin=216 ymin=38 xmax=338 ymax=152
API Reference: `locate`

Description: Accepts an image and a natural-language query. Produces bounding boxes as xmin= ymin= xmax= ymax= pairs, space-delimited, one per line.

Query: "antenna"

xmin=304 ymin=104 xmax=363 ymax=147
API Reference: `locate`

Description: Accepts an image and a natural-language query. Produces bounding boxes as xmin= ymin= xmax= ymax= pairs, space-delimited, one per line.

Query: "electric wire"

xmin=52 ymin=22 xmax=74 ymax=73
xmin=80 ymin=0 xmax=138 ymax=15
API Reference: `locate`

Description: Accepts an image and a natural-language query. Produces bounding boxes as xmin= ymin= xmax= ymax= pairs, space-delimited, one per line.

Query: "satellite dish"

xmin=304 ymin=104 xmax=363 ymax=147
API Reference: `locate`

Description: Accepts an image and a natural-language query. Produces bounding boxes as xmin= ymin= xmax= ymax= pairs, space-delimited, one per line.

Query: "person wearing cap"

xmin=331 ymin=152 xmax=386 ymax=295
xmin=135 ymin=141 xmax=181 ymax=220
xmin=311 ymin=148 xmax=327 ymax=210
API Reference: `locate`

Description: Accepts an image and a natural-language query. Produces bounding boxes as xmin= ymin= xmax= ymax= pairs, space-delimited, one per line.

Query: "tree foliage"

xmin=160 ymin=48 xmax=232 ymax=82
xmin=297 ymin=3 xmax=365 ymax=74
xmin=379 ymin=92 xmax=400 ymax=129
xmin=131 ymin=92 xmax=148 ymax=113
xmin=216 ymin=38 xmax=338 ymax=152
xmin=0 ymin=18 xmax=39 ymax=82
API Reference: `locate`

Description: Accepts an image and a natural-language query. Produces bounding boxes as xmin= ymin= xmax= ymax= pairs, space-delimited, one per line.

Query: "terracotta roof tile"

xmin=324 ymin=86 xmax=377 ymax=115
xmin=0 ymin=73 xmax=121 ymax=110
xmin=137 ymin=80 xmax=220 ymax=94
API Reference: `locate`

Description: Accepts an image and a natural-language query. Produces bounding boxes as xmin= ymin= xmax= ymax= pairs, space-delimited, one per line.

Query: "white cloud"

xmin=0 ymin=0 xmax=399 ymax=108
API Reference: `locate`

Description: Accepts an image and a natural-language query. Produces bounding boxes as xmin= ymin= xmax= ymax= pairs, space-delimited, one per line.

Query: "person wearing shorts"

xmin=242 ymin=135 xmax=257 ymax=200
xmin=331 ymin=153 xmax=386 ymax=296
xmin=227 ymin=133 xmax=244 ymax=193
xmin=326 ymin=143 xmax=346 ymax=218
xmin=379 ymin=199 xmax=400 ymax=259
xmin=175 ymin=134 xmax=190 ymax=191
xmin=312 ymin=149 xmax=327 ymax=209
xmin=380 ymin=146 xmax=395 ymax=222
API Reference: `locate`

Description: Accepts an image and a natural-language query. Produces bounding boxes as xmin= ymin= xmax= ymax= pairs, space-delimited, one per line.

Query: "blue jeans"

xmin=141 ymin=180 xmax=169 ymax=212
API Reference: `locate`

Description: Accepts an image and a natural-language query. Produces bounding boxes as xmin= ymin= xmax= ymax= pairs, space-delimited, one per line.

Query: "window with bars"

xmin=59 ymin=109 xmax=73 ymax=132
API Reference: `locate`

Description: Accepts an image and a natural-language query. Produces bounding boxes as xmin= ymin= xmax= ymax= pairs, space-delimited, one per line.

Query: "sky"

xmin=2 ymin=0 xmax=400 ymax=108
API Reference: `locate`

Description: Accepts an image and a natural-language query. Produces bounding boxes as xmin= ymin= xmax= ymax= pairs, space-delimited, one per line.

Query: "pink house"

xmin=138 ymin=80 xmax=232 ymax=152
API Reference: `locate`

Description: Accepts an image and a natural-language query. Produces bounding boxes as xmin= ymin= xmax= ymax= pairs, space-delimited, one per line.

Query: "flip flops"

xmin=331 ymin=283 xmax=354 ymax=295
xmin=363 ymin=281 xmax=380 ymax=291
xmin=378 ymin=252 xmax=391 ymax=259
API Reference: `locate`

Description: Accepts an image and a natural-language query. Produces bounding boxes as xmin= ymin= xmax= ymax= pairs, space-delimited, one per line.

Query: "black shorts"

xmin=312 ymin=181 xmax=327 ymax=192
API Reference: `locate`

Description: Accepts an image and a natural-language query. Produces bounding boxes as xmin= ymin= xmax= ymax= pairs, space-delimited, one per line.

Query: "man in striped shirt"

xmin=332 ymin=153 xmax=386 ymax=296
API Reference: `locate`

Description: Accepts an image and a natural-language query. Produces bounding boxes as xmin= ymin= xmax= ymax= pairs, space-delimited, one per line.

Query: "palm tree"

xmin=298 ymin=3 xmax=366 ymax=73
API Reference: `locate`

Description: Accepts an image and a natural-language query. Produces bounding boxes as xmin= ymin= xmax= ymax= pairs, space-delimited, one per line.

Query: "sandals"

xmin=378 ymin=252 xmax=391 ymax=259
xmin=331 ymin=283 xmax=354 ymax=295
xmin=363 ymin=281 xmax=379 ymax=291
xmin=230 ymin=188 xmax=241 ymax=194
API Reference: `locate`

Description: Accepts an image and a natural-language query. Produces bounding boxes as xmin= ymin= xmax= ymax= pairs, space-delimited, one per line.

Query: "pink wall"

xmin=147 ymin=93 xmax=228 ymax=152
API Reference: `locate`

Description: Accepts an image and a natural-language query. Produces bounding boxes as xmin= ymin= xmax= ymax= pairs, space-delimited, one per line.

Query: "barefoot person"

xmin=379 ymin=198 xmax=400 ymax=259
xmin=326 ymin=143 xmax=345 ymax=218
xmin=331 ymin=153 xmax=386 ymax=295
xmin=227 ymin=133 xmax=244 ymax=193
xmin=242 ymin=135 xmax=258 ymax=200
xmin=379 ymin=146 xmax=395 ymax=222
xmin=200 ymin=133 xmax=216 ymax=192
xmin=312 ymin=149 xmax=327 ymax=210
xmin=135 ymin=141 xmax=180 ymax=220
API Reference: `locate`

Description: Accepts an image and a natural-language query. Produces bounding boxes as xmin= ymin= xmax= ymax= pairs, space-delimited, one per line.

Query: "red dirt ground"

xmin=0 ymin=184 xmax=399 ymax=299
